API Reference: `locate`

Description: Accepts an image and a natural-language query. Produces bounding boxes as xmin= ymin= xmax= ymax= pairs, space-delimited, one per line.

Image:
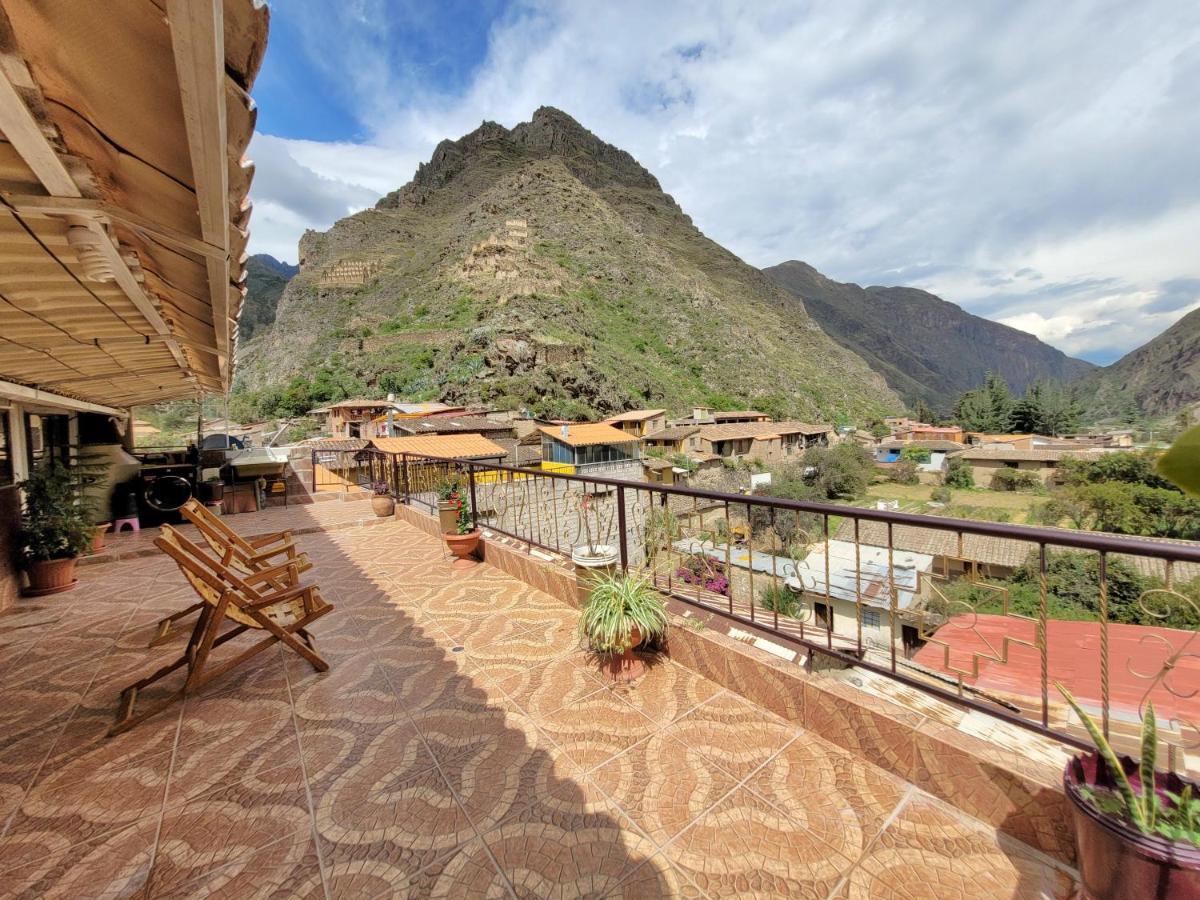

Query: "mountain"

xmin=764 ymin=261 xmax=1095 ymax=412
xmin=235 ymin=108 xmax=901 ymax=421
xmin=238 ymin=255 xmax=298 ymax=343
xmin=1076 ymin=306 xmax=1200 ymax=421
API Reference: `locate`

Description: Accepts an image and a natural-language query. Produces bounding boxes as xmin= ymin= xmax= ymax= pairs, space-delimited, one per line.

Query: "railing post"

xmin=617 ymin=484 xmax=628 ymax=572
xmin=468 ymin=463 xmax=479 ymax=529
xmin=401 ymin=453 xmax=410 ymax=504
xmin=310 ymin=449 xmax=316 ymax=493
xmin=391 ymin=453 xmax=399 ymax=499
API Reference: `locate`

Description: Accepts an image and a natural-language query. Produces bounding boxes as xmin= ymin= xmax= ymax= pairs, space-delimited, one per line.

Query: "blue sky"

xmin=246 ymin=1 xmax=1200 ymax=364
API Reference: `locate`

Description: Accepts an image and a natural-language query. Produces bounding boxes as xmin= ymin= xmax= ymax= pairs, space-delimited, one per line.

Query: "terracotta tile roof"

xmin=711 ymin=410 xmax=768 ymax=420
xmin=699 ymin=421 xmax=832 ymax=441
xmin=834 ymin=519 xmax=1200 ymax=581
xmin=327 ymin=398 xmax=391 ymax=409
xmin=952 ymin=447 xmax=1105 ymax=463
xmin=642 ymin=426 xmax=701 ymax=441
xmin=642 ymin=457 xmax=675 ymax=471
xmin=369 ymin=434 xmax=508 ymax=459
xmin=537 ymin=423 xmax=640 ymax=447
xmin=604 ymin=409 xmax=666 ymax=423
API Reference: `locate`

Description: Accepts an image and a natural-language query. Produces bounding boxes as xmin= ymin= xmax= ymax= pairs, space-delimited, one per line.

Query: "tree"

xmin=866 ymin=419 xmax=891 ymax=439
xmin=912 ymin=399 xmax=935 ymax=424
xmin=1012 ymin=380 xmax=1081 ymax=436
xmin=888 ymin=460 xmax=919 ymax=485
xmin=801 ymin=443 xmax=875 ymax=499
xmin=953 ymin=372 xmax=1015 ymax=433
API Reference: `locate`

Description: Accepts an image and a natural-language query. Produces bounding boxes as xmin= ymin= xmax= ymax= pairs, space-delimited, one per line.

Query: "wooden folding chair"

xmin=111 ymin=525 xmax=333 ymax=736
xmin=148 ymin=499 xmax=313 ymax=646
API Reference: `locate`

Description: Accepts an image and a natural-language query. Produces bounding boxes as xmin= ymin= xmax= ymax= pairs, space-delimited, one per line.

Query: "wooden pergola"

xmin=0 ymin=0 xmax=267 ymax=413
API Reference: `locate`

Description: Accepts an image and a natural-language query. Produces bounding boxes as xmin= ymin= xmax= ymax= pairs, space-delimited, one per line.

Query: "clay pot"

xmin=90 ymin=523 xmax=111 ymax=553
xmin=602 ymin=626 xmax=646 ymax=683
xmin=371 ymin=495 xmax=395 ymax=517
xmin=1065 ymin=753 xmax=1200 ymax=899
xmin=444 ymin=529 xmax=481 ymax=569
xmin=437 ymin=499 xmax=461 ymax=535
xmin=25 ymin=557 xmax=78 ymax=596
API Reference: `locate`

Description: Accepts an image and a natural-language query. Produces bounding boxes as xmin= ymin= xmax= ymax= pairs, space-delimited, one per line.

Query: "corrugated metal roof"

xmin=879 ymin=440 xmax=966 ymax=451
xmin=394 ymin=416 xmax=512 ymax=434
xmin=370 ymin=434 xmax=508 ymax=459
xmin=301 ymin=438 xmax=369 ymax=452
xmin=537 ymin=423 xmax=640 ymax=447
xmin=952 ymin=447 xmax=1105 ymax=462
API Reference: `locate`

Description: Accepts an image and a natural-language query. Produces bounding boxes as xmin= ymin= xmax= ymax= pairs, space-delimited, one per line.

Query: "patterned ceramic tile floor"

xmin=0 ymin=512 xmax=1079 ymax=898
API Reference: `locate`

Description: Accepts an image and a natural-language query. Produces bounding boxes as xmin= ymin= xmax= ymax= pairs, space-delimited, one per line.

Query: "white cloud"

xmin=247 ymin=0 xmax=1200 ymax=362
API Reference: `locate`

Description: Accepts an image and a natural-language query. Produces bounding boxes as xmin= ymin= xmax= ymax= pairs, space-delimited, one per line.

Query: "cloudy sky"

xmin=247 ymin=0 xmax=1200 ymax=364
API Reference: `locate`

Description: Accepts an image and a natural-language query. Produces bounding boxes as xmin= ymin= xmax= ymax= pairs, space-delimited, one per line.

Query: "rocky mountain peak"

xmin=377 ymin=106 xmax=660 ymax=210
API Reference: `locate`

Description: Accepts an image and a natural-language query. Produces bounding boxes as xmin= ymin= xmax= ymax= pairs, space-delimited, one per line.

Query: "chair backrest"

xmin=157 ymin=525 xmax=265 ymax=603
xmin=180 ymin=498 xmax=253 ymax=559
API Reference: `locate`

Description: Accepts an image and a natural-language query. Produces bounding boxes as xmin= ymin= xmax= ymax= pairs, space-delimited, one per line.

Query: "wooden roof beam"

xmin=0 ymin=376 xmax=123 ymax=415
xmin=168 ymin=0 xmax=231 ymax=382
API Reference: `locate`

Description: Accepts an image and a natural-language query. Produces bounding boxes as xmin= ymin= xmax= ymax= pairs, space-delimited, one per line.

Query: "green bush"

xmin=930 ymin=485 xmax=952 ymax=504
xmin=888 ymin=460 xmax=919 ymax=485
xmin=944 ymin=456 xmax=974 ymax=488
xmin=759 ymin=583 xmax=801 ymax=618
xmin=900 ymin=447 xmax=932 ymax=464
xmin=990 ymin=467 xmax=1042 ymax=492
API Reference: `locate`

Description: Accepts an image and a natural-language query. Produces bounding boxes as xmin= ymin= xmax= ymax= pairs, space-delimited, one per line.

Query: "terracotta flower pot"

xmin=371 ymin=495 xmax=395 ymax=517
xmin=90 ymin=523 xmax=111 ymax=554
xmin=1065 ymin=753 xmax=1200 ymax=899
xmin=603 ymin=626 xmax=646 ymax=683
xmin=444 ymin=529 xmax=481 ymax=569
xmin=25 ymin=556 xmax=78 ymax=596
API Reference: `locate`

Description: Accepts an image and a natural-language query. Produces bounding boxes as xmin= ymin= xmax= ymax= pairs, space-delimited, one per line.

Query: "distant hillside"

xmin=238 ymin=254 xmax=297 ymax=343
xmin=1077 ymin=305 xmax=1200 ymax=421
xmin=764 ymin=261 xmax=1095 ymax=412
xmin=235 ymin=108 xmax=901 ymax=421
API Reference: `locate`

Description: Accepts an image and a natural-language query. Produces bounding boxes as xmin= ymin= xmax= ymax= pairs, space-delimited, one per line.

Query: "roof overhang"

xmin=0 ymin=0 xmax=267 ymax=409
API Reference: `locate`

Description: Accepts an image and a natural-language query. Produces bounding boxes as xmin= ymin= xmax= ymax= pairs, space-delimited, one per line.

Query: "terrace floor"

xmin=0 ymin=510 xmax=1079 ymax=898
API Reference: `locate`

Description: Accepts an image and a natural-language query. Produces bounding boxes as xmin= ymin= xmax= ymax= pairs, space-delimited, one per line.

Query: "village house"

xmin=692 ymin=421 xmax=833 ymax=464
xmin=670 ymin=406 xmax=773 ymax=426
xmin=313 ymin=399 xmax=465 ymax=438
xmin=640 ymin=424 xmax=702 ymax=456
xmin=369 ymin=433 xmax=508 ymax=466
xmin=602 ymin=408 xmax=667 ymax=437
xmin=538 ymin=423 xmax=641 ymax=475
xmin=873 ymin=439 xmax=966 ymax=474
xmin=949 ymin=445 xmax=1104 ymax=488
xmin=893 ymin=424 xmax=966 ymax=443
xmin=385 ymin=415 xmax=520 ymax=463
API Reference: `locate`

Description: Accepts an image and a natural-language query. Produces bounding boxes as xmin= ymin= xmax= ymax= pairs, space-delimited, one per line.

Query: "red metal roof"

xmin=914 ymin=614 xmax=1200 ymax=722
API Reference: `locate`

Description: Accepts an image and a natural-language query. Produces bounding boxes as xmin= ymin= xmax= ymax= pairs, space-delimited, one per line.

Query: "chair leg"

xmin=149 ymin=602 xmax=204 ymax=647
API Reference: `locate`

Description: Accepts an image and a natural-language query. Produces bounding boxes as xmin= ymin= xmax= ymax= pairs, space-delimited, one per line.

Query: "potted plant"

xmin=443 ymin=498 xmax=481 ymax=568
xmin=1058 ymin=683 xmax=1200 ymax=898
xmin=20 ymin=462 xmax=94 ymax=596
xmin=370 ymin=481 xmax=394 ymax=517
xmin=89 ymin=520 xmax=111 ymax=554
xmin=570 ymin=492 xmax=619 ymax=607
xmin=436 ymin=477 xmax=462 ymax=534
xmin=578 ymin=571 xmax=668 ymax=682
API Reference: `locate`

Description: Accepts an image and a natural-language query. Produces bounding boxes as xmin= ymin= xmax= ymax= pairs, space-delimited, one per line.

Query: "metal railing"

xmin=385 ymin=451 xmax=1200 ymax=773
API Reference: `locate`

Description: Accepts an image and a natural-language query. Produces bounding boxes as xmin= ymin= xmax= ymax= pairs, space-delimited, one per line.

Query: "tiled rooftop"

xmin=0 ymin=510 xmax=1078 ymax=897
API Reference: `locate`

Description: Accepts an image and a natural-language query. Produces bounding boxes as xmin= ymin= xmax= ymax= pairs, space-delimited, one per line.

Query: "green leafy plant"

xmin=930 ymin=485 xmax=952 ymax=504
xmin=20 ymin=463 xmax=95 ymax=561
xmin=436 ymin=478 xmax=461 ymax=503
xmin=579 ymin=571 xmax=668 ymax=653
xmin=759 ymin=583 xmax=800 ymax=618
xmin=1159 ymin=425 xmax=1200 ymax=498
xmin=455 ymin=498 xmax=475 ymax=535
xmin=1057 ymin=683 xmax=1200 ymax=846
xmin=943 ymin=456 xmax=974 ymax=488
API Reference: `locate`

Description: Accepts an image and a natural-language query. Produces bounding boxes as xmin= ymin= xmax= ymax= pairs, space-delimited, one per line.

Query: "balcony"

xmin=0 ymin=497 xmax=1086 ymax=897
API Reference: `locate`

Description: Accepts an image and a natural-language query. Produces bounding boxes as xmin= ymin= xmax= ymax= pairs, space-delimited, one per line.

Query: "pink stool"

xmin=113 ymin=516 xmax=140 ymax=534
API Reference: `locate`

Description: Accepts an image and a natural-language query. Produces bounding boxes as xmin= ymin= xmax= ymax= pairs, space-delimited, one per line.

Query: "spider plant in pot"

xmin=20 ymin=462 xmax=94 ymax=596
xmin=370 ymin=481 xmax=394 ymax=517
xmin=1057 ymin=683 xmax=1200 ymax=899
xmin=578 ymin=571 xmax=668 ymax=683
xmin=443 ymin=497 xmax=481 ymax=568
xmin=435 ymin=477 xmax=462 ymax=534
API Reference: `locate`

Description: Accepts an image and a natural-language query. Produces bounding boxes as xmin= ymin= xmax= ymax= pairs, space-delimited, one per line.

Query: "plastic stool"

xmin=113 ymin=516 xmax=140 ymax=534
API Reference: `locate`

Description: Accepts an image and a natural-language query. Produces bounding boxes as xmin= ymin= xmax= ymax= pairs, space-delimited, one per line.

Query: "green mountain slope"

xmin=1076 ymin=305 xmax=1200 ymax=421
xmin=764 ymin=261 xmax=1095 ymax=412
xmin=235 ymin=108 xmax=900 ymax=421
xmin=237 ymin=254 xmax=297 ymax=343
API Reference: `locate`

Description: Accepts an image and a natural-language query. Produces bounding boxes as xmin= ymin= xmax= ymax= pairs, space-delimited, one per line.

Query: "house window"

xmin=862 ymin=609 xmax=881 ymax=629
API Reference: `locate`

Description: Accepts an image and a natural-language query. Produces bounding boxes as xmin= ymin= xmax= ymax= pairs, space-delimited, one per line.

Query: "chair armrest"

xmin=248 ymin=582 xmax=316 ymax=608
xmin=243 ymin=560 xmax=301 ymax=587
xmin=244 ymin=541 xmax=299 ymax=564
xmin=249 ymin=530 xmax=293 ymax=548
